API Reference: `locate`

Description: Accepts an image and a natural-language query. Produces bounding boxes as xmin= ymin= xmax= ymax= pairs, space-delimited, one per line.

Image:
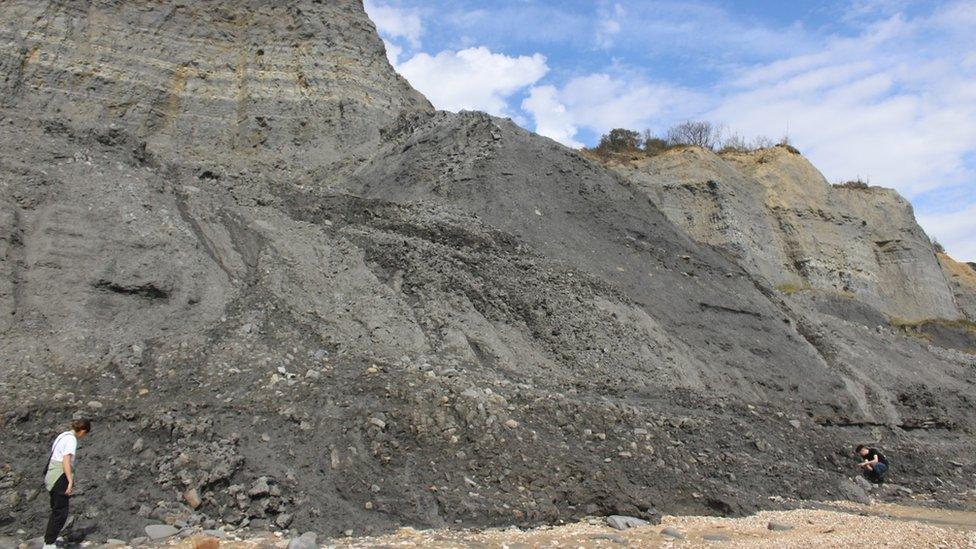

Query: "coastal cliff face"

xmin=939 ymin=253 xmax=976 ymax=321
xmin=602 ymin=146 xmax=961 ymax=323
xmin=0 ymin=0 xmax=430 ymax=173
xmin=1 ymin=0 xmax=974 ymax=542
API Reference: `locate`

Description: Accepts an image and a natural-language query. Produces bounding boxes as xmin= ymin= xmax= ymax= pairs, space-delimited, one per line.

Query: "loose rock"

xmin=145 ymin=524 xmax=180 ymax=540
xmin=287 ymin=532 xmax=317 ymax=549
xmin=605 ymin=515 xmax=648 ymax=530
xmin=660 ymin=527 xmax=684 ymax=539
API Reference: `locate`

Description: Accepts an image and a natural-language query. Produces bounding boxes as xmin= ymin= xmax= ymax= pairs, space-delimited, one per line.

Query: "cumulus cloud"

xmin=365 ymin=0 xmax=975 ymax=259
xmin=521 ymin=86 xmax=581 ymax=147
xmin=919 ymin=203 xmax=976 ymax=262
xmin=522 ymin=73 xmax=703 ymax=147
xmin=709 ymin=12 xmax=976 ymax=199
xmin=396 ymin=47 xmax=549 ymax=117
xmin=364 ymin=0 xmax=423 ymax=48
xmin=698 ymin=4 xmax=976 ymax=259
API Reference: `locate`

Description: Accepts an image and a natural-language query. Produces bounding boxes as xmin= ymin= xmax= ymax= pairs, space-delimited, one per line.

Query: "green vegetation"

xmin=889 ymin=317 xmax=976 ymax=353
xmin=833 ymin=178 xmax=870 ymax=190
xmin=775 ymin=282 xmax=812 ymax=295
xmin=585 ymin=121 xmax=792 ymax=159
xmin=593 ymin=128 xmax=642 ymax=154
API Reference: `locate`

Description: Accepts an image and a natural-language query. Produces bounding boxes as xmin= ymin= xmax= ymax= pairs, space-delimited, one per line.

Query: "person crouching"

xmin=855 ymin=443 xmax=888 ymax=484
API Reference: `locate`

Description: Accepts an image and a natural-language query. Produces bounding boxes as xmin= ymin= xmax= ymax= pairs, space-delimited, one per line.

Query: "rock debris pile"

xmin=0 ymin=0 xmax=974 ymax=543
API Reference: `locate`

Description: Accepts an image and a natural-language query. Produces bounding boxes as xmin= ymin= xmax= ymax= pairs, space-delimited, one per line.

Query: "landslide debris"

xmin=1 ymin=0 xmax=974 ymax=544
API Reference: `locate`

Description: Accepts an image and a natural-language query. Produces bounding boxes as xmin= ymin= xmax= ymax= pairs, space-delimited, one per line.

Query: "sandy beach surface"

xmin=144 ymin=502 xmax=976 ymax=549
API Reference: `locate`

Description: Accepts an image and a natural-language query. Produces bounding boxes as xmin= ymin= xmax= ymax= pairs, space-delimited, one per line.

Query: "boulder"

xmin=145 ymin=524 xmax=180 ymax=540
xmin=605 ymin=515 xmax=649 ymax=530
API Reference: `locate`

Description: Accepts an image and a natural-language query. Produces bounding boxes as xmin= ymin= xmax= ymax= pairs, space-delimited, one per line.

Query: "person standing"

xmin=43 ymin=419 xmax=91 ymax=549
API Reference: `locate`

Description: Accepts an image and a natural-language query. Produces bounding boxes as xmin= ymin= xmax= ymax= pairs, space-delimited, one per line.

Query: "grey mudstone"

xmin=854 ymin=476 xmax=875 ymax=491
xmin=0 ymin=0 xmax=974 ymax=542
xmin=837 ymin=478 xmax=871 ymax=504
xmin=605 ymin=515 xmax=649 ymax=530
xmin=144 ymin=524 xmax=180 ymax=540
xmin=275 ymin=513 xmax=294 ymax=528
xmin=287 ymin=532 xmax=317 ymax=549
xmin=248 ymin=477 xmax=271 ymax=498
xmin=768 ymin=521 xmax=794 ymax=531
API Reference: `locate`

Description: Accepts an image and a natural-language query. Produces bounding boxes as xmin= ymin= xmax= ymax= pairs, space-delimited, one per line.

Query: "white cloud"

xmin=521 ymin=86 xmax=582 ymax=147
xmin=366 ymin=0 xmax=975 ymax=260
xmin=596 ymin=3 xmax=625 ymax=49
xmin=919 ymin=204 xmax=976 ymax=262
xmin=701 ymin=6 xmax=976 ymax=260
xmin=396 ymin=47 xmax=549 ymax=117
xmin=522 ymin=72 xmax=703 ymax=147
xmin=364 ymin=1 xmax=423 ymax=48
xmin=707 ymin=11 xmax=976 ymax=200
xmin=384 ymin=41 xmax=403 ymax=66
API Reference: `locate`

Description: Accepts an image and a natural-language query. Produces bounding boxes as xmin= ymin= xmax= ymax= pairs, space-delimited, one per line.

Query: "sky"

xmin=365 ymin=0 xmax=976 ymax=261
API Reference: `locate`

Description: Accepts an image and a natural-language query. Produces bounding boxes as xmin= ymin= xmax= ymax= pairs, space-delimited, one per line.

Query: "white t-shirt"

xmin=50 ymin=431 xmax=78 ymax=465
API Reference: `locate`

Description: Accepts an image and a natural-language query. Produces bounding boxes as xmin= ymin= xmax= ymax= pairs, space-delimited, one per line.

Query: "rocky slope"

xmin=599 ymin=146 xmax=962 ymax=323
xmin=939 ymin=253 xmax=976 ymax=322
xmin=1 ymin=0 xmax=975 ymax=544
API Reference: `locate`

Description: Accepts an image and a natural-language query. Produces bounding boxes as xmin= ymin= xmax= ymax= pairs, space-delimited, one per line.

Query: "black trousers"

xmin=44 ymin=474 xmax=69 ymax=544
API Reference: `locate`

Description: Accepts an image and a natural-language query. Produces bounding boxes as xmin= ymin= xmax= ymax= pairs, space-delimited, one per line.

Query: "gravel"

xmin=319 ymin=505 xmax=976 ymax=548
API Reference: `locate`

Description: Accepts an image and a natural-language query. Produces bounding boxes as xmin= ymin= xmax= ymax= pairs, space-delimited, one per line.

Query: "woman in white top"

xmin=43 ymin=418 xmax=91 ymax=549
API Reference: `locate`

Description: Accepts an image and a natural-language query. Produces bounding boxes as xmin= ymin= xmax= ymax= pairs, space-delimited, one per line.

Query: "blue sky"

xmin=365 ymin=0 xmax=976 ymax=261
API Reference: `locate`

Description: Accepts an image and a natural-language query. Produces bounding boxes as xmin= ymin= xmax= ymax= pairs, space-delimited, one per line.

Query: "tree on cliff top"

xmin=595 ymin=128 xmax=642 ymax=154
xmin=666 ymin=120 xmax=721 ymax=149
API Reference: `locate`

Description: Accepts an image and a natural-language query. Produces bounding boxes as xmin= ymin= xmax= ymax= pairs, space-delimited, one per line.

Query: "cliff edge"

xmin=599 ymin=145 xmax=962 ymax=323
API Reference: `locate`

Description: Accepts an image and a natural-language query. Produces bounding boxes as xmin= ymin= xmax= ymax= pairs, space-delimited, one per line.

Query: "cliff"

xmin=601 ymin=145 xmax=961 ymax=323
xmin=938 ymin=253 xmax=976 ymax=321
xmin=0 ymin=0 xmax=430 ymax=173
xmin=1 ymin=0 xmax=974 ymax=542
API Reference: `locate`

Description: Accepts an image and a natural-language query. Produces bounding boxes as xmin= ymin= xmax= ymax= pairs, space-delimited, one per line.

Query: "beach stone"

xmin=191 ymin=535 xmax=220 ymax=549
xmin=145 ymin=524 xmax=180 ymax=540
xmin=605 ymin=515 xmax=649 ymax=530
xmin=660 ymin=527 xmax=685 ymax=539
xmin=286 ymin=532 xmax=317 ymax=549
